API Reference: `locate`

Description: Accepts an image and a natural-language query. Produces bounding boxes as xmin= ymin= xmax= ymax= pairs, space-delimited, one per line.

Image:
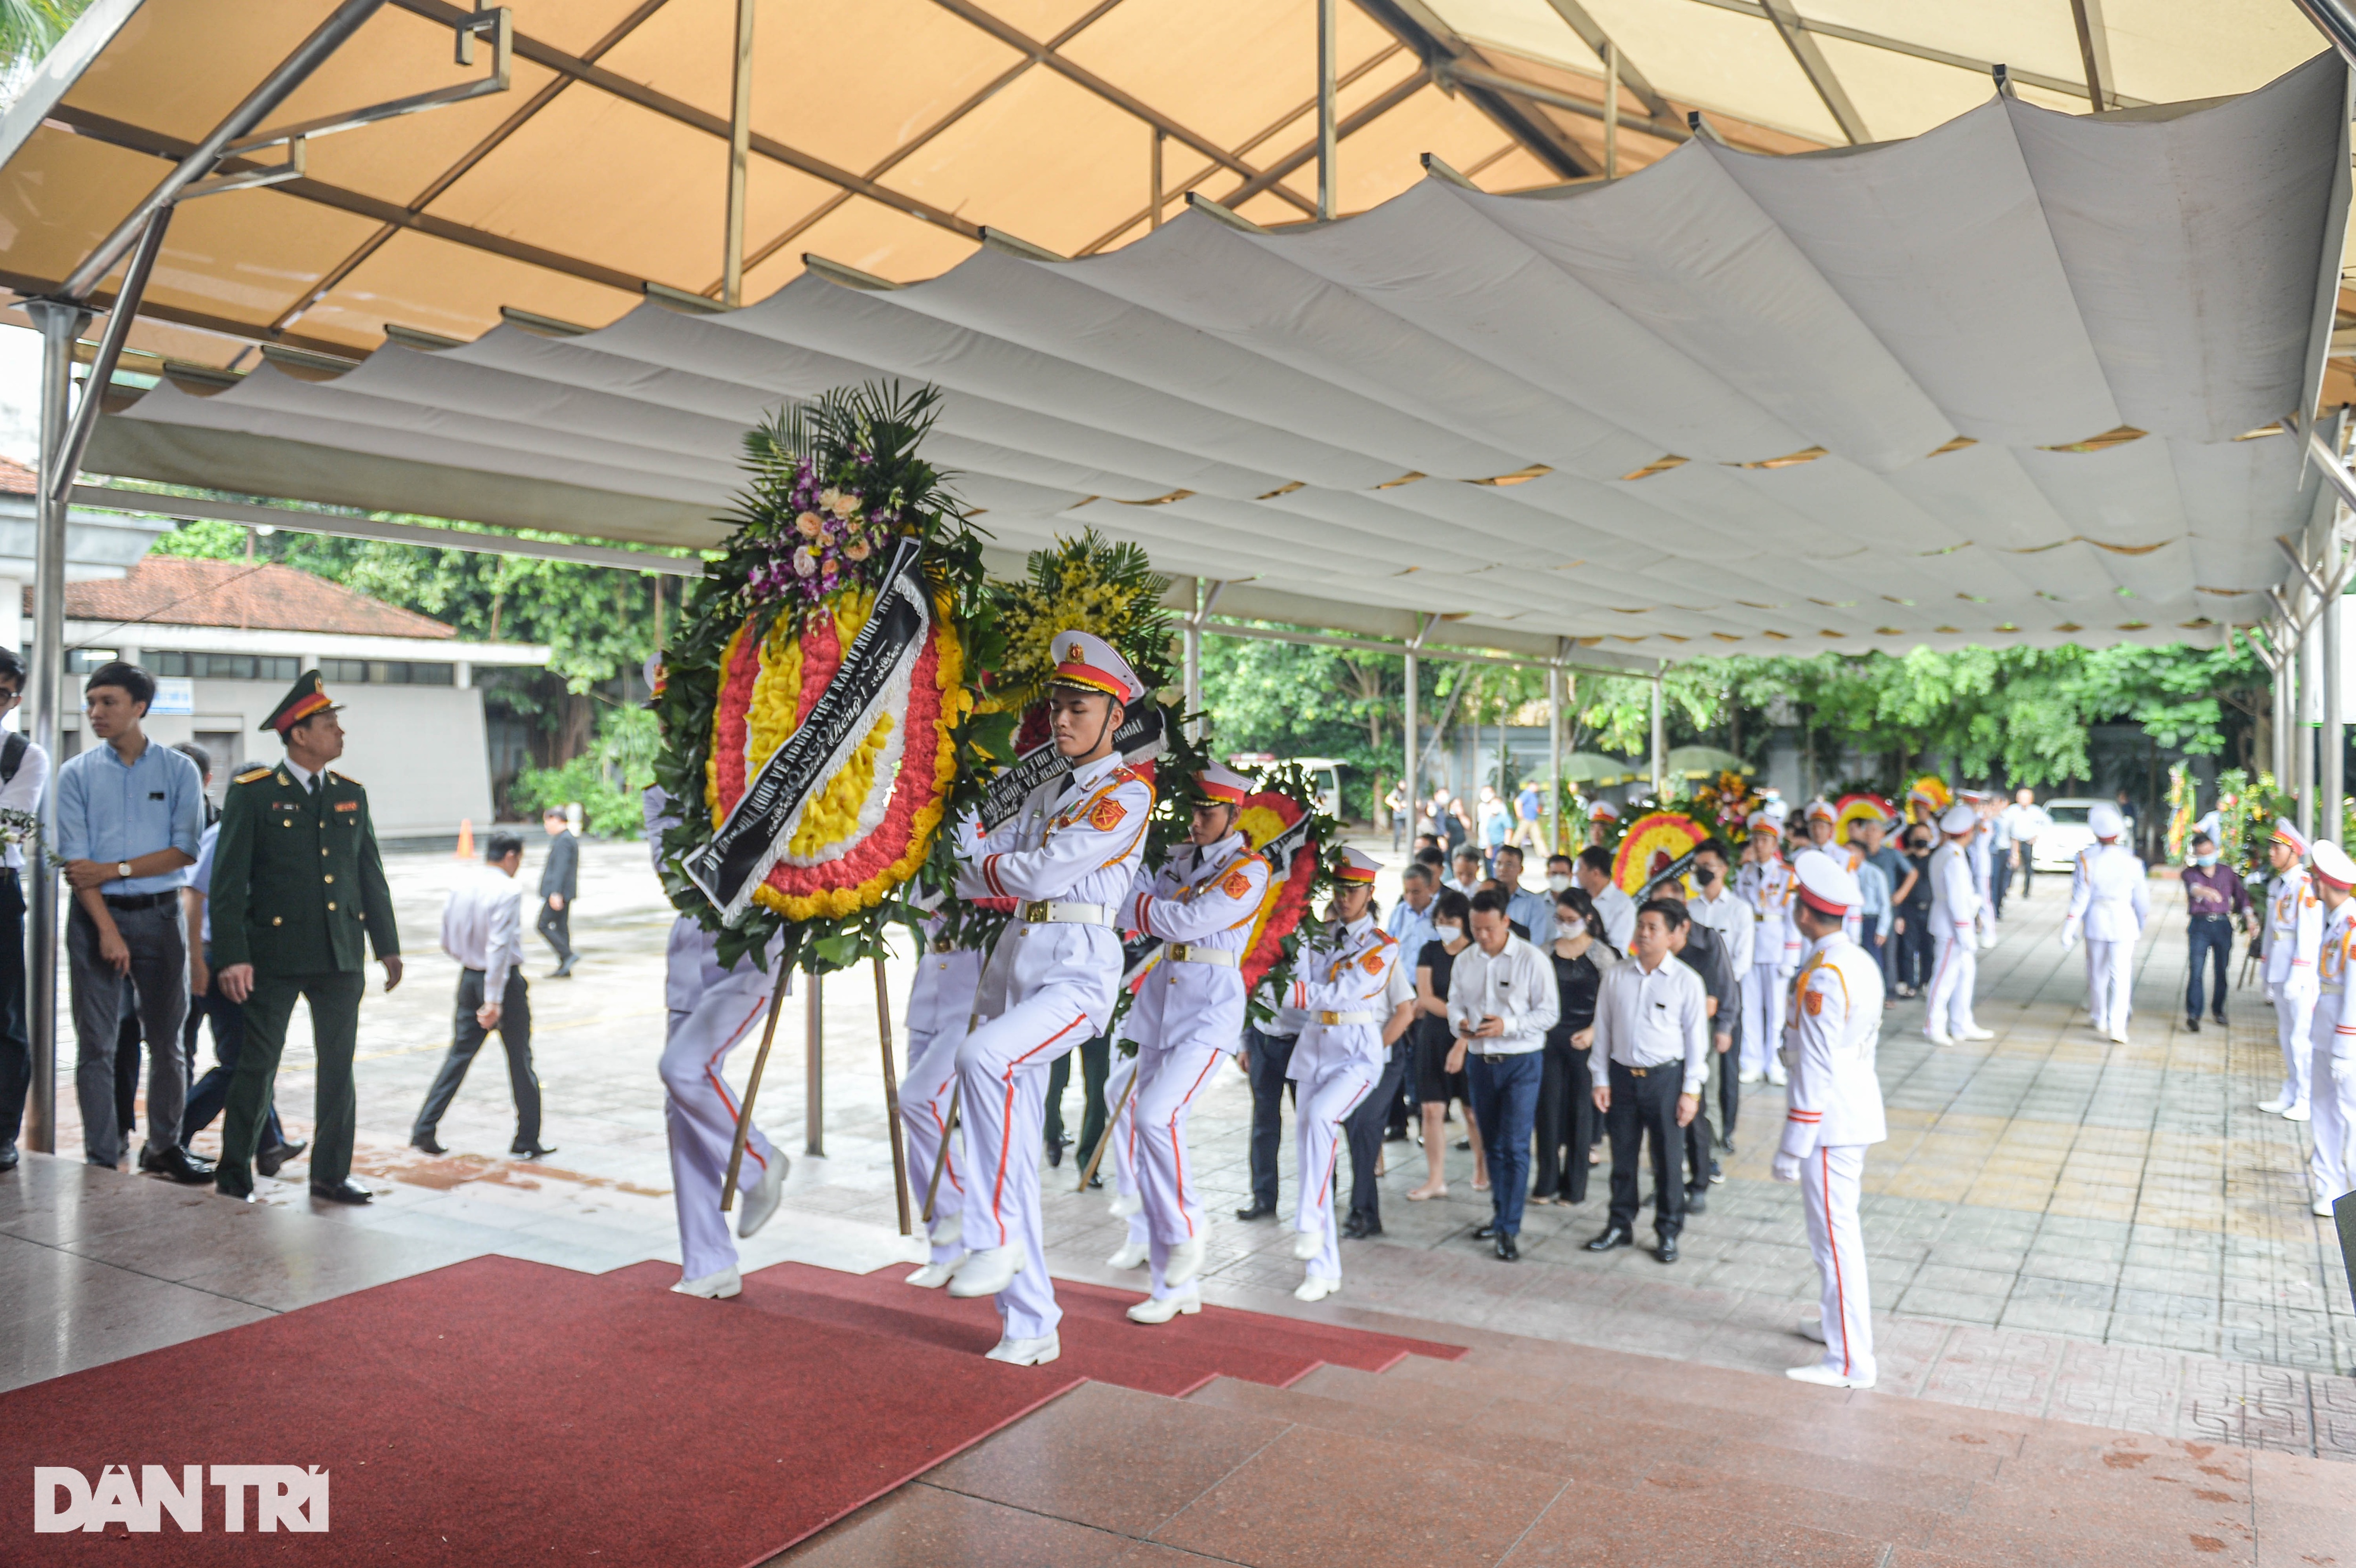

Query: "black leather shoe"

xmin=0 ymin=1142 xmax=17 ymax=1172
xmin=1684 ymin=1186 xmax=1709 ymax=1215
xmin=1086 ymin=1174 xmax=1103 ymax=1190
xmin=510 ymin=1143 xmax=558 ymax=1160
xmin=2214 ymin=1011 xmax=2228 ymax=1025
xmin=2185 ymin=1016 xmax=2201 ymax=1032
xmin=256 ymin=1140 xmax=308 ymax=1178
xmin=1472 ymin=1223 xmax=1499 ymax=1241
xmin=310 ymin=1178 xmax=373 ymax=1204
xmin=215 ymin=1183 xmax=256 ymax=1203
xmin=1584 ymin=1225 xmax=1633 ymax=1252
xmin=1495 ymin=1233 xmax=1519 ymax=1261
xmin=1342 ymin=1213 xmax=1371 ymax=1240
xmin=1655 ymin=1236 xmax=1679 ymax=1264
xmin=1045 ymin=1136 xmax=1067 ymax=1168
xmin=140 ymin=1146 xmax=216 ymax=1184
xmin=411 ymin=1134 xmax=448 ymax=1156
xmin=1235 ymin=1200 xmax=1277 ymax=1221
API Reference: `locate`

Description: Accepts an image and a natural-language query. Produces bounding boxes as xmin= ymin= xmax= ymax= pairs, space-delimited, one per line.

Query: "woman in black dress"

xmin=1532 ymin=886 xmax=1618 ymax=1205
xmin=1407 ymin=890 xmax=1482 ymax=1200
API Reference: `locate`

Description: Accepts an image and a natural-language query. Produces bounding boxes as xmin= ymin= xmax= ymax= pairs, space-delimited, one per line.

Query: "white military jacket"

xmin=1284 ymin=913 xmax=1410 ymax=1076
xmin=1737 ymin=855 xmax=1795 ymax=972
xmin=2317 ymin=899 xmax=2356 ymax=1053
xmin=1778 ymin=930 xmax=1888 ymax=1157
xmin=2266 ymin=865 xmax=2323 ymax=990
xmin=1118 ymin=830 xmax=1268 ymax=1053
xmin=1929 ymin=841 xmax=1979 ymax=934
xmin=2063 ymin=843 xmax=2150 ymax=944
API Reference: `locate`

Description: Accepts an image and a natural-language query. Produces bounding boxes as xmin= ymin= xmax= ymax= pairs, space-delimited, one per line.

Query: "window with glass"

xmin=147 ymin=651 xmax=300 ymax=682
xmin=319 ymin=658 xmax=454 ymax=686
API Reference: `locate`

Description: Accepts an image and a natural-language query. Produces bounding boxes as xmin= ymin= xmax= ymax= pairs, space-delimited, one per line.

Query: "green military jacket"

xmin=208 ymin=762 xmax=400 ymax=974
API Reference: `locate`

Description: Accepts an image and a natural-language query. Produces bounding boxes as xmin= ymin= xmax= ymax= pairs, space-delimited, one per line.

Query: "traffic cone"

xmin=455 ymin=818 xmax=474 ymax=860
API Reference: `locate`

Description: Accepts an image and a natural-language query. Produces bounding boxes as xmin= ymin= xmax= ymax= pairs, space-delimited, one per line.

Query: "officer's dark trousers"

xmin=219 ymin=970 xmax=365 ymax=1197
xmin=414 ymin=968 xmax=540 ymax=1148
xmin=1605 ymin=1060 xmax=1685 ymax=1241
xmin=1042 ymin=1032 xmax=1111 ymax=1166
xmin=1244 ymin=1026 xmax=1298 ymax=1210
xmin=181 ymin=946 xmax=284 ymax=1152
xmin=0 ymin=871 xmax=28 ymax=1151
xmin=1343 ymin=1045 xmax=1406 ymax=1225
xmin=536 ymin=899 xmax=573 ymax=965
xmin=1531 ymin=1034 xmax=1592 ymax=1203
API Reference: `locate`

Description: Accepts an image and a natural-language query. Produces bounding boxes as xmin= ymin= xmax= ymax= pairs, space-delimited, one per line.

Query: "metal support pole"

xmin=804 ymin=969 xmax=824 ymax=1157
xmin=1184 ymin=579 xmax=1203 ymax=740
xmin=1150 ymin=130 xmax=1163 ymax=231
xmin=2301 ymin=614 xmax=2322 ymax=840
xmin=722 ymin=0 xmax=755 ymax=307
xmin=23 ymin=301 xmax=80 ymax=1155
xmin=2274 ymin=627 xmax=2294 ymax=791
xmin=1546 ymin=654 xmax=1563 ymax=856
xmin=1316 ymin=0 xmax=1337 ymax=220
xmin=2329 ymin=563 xmax=2346 ymax=842
xmin=1649 ymin=670 xmax=1666 ymax=800
xmin=1604 ymin=41 xmax=1620 ymax=179
xmin=1403 ymin=644 xmax=1419 ymax=832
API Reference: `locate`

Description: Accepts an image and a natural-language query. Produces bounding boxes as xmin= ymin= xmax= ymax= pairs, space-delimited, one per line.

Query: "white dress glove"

xmin=1772 ymin=1152 xmax=1802 ymax=1183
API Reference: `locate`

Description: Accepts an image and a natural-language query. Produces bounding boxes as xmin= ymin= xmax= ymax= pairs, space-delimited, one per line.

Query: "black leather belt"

xmin=100 ymin=891 xmax=173 ymax=911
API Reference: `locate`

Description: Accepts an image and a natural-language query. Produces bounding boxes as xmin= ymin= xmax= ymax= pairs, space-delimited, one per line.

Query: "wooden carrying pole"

xmin=720 ymin=963 xmax=794 ymax=1212
xmin=874 ymin=954 xmax=912 ymax=1235
xmin=921 ymin=1085 xmax=959 ymax=1224
xmin=1076 ymin=1065 xmax=1139 ymax=1193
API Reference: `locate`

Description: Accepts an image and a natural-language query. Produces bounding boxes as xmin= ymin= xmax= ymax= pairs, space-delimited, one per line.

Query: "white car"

xmin=2030 ymin=798 xmax=2102 ymax=873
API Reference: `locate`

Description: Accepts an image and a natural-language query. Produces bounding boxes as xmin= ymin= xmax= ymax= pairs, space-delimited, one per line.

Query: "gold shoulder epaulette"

xmin=328 ymin=770 xmax=358 ymax=786
xmin=232 ymin=767 xmax=272 ymax=784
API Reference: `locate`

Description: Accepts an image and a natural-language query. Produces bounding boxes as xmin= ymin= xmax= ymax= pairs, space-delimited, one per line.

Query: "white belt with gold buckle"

xmin=1019 ymin=900 xmax=1108 ymax=925
xmin=1317 ymin=1010 xmax=1375 ymax=1026
xmin=1167 ymin=943 xmax=1238 ymax=967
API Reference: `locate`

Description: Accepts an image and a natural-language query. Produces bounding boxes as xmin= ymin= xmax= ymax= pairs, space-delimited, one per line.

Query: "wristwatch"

xmin=116 ymin=861 xmax=131 ymax=880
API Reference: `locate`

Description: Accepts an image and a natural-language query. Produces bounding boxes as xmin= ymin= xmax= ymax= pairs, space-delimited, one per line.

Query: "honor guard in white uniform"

xmin=646 ymin=783 xmax=789 ymax=1300
xmin=1736 ymin=807 xmax=1795 ymax=1085
xmin=2263 ymin=819 xmax=2322 ymax=1120
xmin=1800 ymin=800 xmax=1865 ymax=944
xmin=1102 ymin=763 xmax=1268 ymax=1324
xmin=1283 ymin=848 xmax=1412 ymax=1302
xmin=1774 ymin=855 xmax=1888 ymax=1389
xmin=898 ymin=906 xmax=986 ymax=1288
xmin=1924 ymin=804 xmax=1991 ymax=1046
xmin=943 ymin=631 xmax=1153 ymax=1365
xmin=2305 ymin=841 xmax=2356 ymax=1216
xmin=2060 ymin=802 xmax=2150 ymax=1045
xmin=1965 ymin=792 xmax=2000 ymax=949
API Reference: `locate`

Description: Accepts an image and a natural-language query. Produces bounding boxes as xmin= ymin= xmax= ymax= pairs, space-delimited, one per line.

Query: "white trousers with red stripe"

xmin=901 ymin=951 xmax=984 ymax=1266
xmin=1134 ymin=1038 xmax=1227 ymax=1300
xmin=1106 ymin=1049 xmax=1148 ymax=1250
xmin=2308 ymin=1010 xmax=2356 ymax=1205
xmin=659 ymin=974 xmax=785 ymax=1282
xmin=1292 ymin=1054 xmax=1378 ymax=1283
xmin=1742 ymin=962 xmax=1786 ymax=1077
xmin=1925 ymin=924 xmax=1977 ymax=1039
xmin=2274 ymin=977 xmax=2316 ymax=1109
xmin=955 ymin=989 xmax=1093 ymax=1341
xmin=2083 ymin=938 xmax=2131 ymax=1034
xmin=1800 ymin=1143 xmax=1874 ymax=1385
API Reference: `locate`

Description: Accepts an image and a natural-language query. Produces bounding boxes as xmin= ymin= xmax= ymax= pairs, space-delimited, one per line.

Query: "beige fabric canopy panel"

xmin=0 ymin=0 xmax=2349 ymax=662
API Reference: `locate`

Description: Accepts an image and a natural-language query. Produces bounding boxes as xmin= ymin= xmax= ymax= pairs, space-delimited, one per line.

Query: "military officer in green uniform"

xmin=209 ymin=672 xmax=402 ymax=1202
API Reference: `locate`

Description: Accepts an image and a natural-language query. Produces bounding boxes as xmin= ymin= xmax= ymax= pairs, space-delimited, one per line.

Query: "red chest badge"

xmin=1220 ymin=866 xmax=1253 ymax=898
xmin=1088 ymin=797 xmax=1127 ymax=832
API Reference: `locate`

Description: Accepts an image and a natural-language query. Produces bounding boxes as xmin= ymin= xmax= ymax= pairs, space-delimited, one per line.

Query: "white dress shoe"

xmin=1293 ymin=1274 xmax=1340 ymax=1303
xmin=983 ymin=1332 xmax=1061 ymax=1366
xmin=2285 ymin=1101 xmax=2313 ymax=1123
xmin=1163 ymin=1232 xmax=1208 ymax=1288
xmin=1798 ymin=1316 xmax=1827 ymax=1344
xmin=2109 ymin=1029 xmax=2130 ymax=1046
xmin=1106 ymin=1238 xmax=1149 ymax=1270
xmin=2314 ymin=1196 xmax=2338 ymax=1217
xmin=1764 ymin=1062 xmax=1788 ymax=1086
xmin=1291 ymin=1228 xmax=1323 ymax=1261
xmin=948 ymin=1245 xmax=1023 ymax=1298
xmin=671 ymin=1266 xmax=741 ymax=1299
xmin=1785 ymin=1363 xmax=1875 ymax=1389
xmin=929 ymin=1209 xmax=963 ymax=1250
xmin=2259 ymin=1091 xmax=2295 ymax=1114
xmin=1126 ymin=1289 xmax=1201 ymax=1324
xmin=1959 ymin=1026 xmax=1996 ymax=1041
xmin=1109 ymin=1187 xmax=1143 ymax=1219
xmin=1924 ymin=1031 xmax=1955 ymax=1047
xmin=1737 ymin=1068 xmax=1763 ymax=1086
xmin=906 ymin=1252 xmax=965 ymax=1289
xmin=736 ymin=1151 xmax=789 ymax=1239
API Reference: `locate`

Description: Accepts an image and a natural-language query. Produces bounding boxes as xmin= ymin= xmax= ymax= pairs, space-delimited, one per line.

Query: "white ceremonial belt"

xmin=1019 ymin=900 xmax=1109 ymax=925
xmin=1317 ymin=1010 xmax=1376 ymax=1026
xmin=1167 ymin=943 xmax=1238 ymax=967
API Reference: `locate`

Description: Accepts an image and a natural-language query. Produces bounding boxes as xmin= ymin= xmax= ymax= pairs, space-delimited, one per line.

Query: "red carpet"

xmin=0 ymin=1255 xmax=1461 ymax=1565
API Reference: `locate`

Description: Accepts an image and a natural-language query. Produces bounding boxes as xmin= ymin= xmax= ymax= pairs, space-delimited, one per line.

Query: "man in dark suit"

xmin=208 ymin=672 xmax=401 ymax=1204
xmin=537 ymin=807 xmax=579 ymax=978
xmin=1665 ymin=897 xmax=1737 ymax=1213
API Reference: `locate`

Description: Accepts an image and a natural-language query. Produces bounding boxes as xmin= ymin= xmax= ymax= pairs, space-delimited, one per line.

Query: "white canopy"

xmin=86 ymin=49 xmax=2350 ymax=658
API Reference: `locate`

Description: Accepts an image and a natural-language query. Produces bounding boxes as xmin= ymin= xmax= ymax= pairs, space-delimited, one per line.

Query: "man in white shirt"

xmin=1493 ymin=845 xmax=1556 ymax=946
xmin=0 ymin=650 xmax=49 ymax=1171
xmin=410 ymin=832 xmax=549 ymax=1159
xmin=1999 ymin=788 xmax=2051 ymax=899
xmin=1445 ymin=889 xmax=1560 ymax=1261
xmin=1584 ymin=899 xmax=1710 ymax=1264
xmin=1575 ymin=846 xmax=1636 ymax=952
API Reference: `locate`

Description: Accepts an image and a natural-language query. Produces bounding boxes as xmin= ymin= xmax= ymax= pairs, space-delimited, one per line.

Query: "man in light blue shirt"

xmin=1495 ymin=845 xmax=1556 ymax=946
xmin=56 ymin=663 xmax=205 ymax=1178
xmin=1387 ymin=861 xmax=1440 ymax=963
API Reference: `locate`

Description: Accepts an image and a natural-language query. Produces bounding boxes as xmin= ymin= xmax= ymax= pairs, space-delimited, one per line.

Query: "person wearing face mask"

xmin=1407 ymin=889 xmax=1481 ymax=1200
xmin=1494 ymin=844 xmax=1555 ymax=945
xmin=2180 ymin=831 xmax=2250 ymax=1035
xmin=1684 ymin=839 xmax=1753 ymax=1157
xmin=1545 ymin=853 xmax=1577 ymax=898
xmin=1532 ymin=886 xmax=1617 ymax=1205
